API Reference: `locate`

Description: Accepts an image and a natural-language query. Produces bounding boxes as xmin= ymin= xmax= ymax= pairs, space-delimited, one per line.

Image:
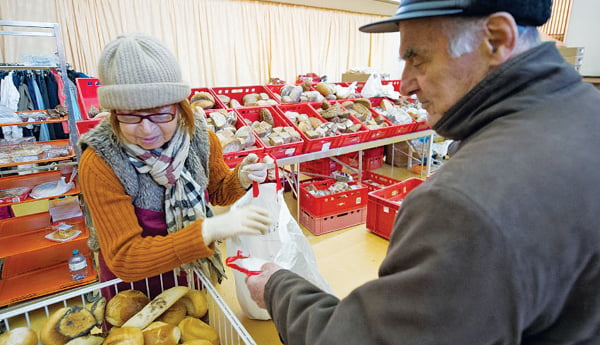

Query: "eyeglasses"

xmin=114 ymin=105 xmax=177 ymax=124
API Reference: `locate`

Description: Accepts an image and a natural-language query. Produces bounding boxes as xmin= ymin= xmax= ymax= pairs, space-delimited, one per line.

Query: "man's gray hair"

xmin=442 ymin=17 xmax=541 ymax=58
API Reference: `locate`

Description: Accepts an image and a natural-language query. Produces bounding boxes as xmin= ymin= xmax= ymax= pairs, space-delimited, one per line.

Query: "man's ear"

xmin=483 ymin=12 xmax=518 ymax=67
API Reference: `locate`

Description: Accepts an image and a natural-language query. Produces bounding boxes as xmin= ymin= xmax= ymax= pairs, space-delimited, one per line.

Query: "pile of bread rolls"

xmin=313 ymin=82 xmax=361 ymax=100
xmin=275 ymin=83 xmax=324 ymax=103
xmin=247 ymin=108 xmax=302 ymax=147
xmin=375 ymin=98 xmax=427 ymax=125
xmin=200 ymin=109 xmax=259 ymax=154
xmin=339 ymin=99 xmax=389 ymax=131
xmin=314 ymin=102 xmax=363 ymax=134
xmin=283 ymin=110 xmax=338 ymax=140
xmin=1 ymin=286 xmax=220 ymax=345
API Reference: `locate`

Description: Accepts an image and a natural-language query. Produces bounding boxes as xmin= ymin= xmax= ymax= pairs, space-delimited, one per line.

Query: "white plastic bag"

xmin=361 ymin=73 xmax=400 ymax=99
xmin=226 ymin=182 xmax=332 ymax=320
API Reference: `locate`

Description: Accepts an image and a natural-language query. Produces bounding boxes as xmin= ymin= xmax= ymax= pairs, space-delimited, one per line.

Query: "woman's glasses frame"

xmin=114 ymin=104 xmax=177 ymax=124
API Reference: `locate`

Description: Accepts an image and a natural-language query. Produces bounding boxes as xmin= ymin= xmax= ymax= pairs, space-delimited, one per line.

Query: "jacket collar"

xmin=433 ymin=42 xmax=581 ymax=140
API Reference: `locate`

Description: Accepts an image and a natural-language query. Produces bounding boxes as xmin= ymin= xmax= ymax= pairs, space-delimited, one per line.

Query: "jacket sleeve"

xmin=79 ymin=148 xmax=215 ymax=282
xmin=265 ymin=185 xmax=523 ymax=345
xmin=205 ymin=130 xmax=247 ymax=206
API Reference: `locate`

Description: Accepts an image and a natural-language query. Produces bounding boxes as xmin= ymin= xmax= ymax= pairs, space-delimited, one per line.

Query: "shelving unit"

xmin=0 ymin=20 xmax=95 ymax=308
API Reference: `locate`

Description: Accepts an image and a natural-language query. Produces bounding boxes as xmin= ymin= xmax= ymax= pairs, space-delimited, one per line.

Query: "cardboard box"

xmin=558 ymin=46 xmax=584 ymax=57
xmin=342 ymin=71 xmax=372 ymax=82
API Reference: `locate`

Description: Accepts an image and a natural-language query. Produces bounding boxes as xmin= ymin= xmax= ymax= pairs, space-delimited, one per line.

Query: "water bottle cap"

xmin=73 ymin=249 xmax=79 ymax=255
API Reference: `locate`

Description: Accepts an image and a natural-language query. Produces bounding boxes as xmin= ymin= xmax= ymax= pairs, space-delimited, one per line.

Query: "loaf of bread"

xmin=142 ymin=321 xmax=181 ymax=345
xmin=103 ymin=326 xmax=143 ymax=345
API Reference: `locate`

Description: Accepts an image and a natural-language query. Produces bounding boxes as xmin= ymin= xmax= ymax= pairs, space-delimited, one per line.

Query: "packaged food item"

xmin=45 ymin=222 xmax=82 ymax=242
xmin=0 ymin=186 xmax=31 ymax=204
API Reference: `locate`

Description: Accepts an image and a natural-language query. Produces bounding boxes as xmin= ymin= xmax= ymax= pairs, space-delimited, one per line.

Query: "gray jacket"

xmin=265 ymin=42 xmax=600 ymax=345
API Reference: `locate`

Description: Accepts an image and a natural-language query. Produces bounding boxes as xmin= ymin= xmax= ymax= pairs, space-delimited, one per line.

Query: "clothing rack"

xmin=0 ymin=20 xmax=79 ymax=157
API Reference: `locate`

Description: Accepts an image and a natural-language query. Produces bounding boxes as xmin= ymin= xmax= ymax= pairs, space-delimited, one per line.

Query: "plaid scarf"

xmin=123 ymin=122 xmax=225 ymax=282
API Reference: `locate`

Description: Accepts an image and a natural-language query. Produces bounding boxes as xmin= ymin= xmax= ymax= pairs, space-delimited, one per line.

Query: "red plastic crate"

xmin=300 ymin=207 xmax=366 ymax=235
xmin=235 ymin=106 xmax=304 ymax=159
xmin=276 ymin=103 xmax=340 ymax=153
xmin=369 ymin=97 xmax=416 ymax=136
xmin=338 ymin=147 xmax=384 ymax=171
xmin=382 ymin=79 xmax=402 ymax=92
xmin=354 ymin=171 xmax=401 ymax=192
xmin=300 ymin=178 xmax=368 ymax=217
xmin=301 ymin=158 xmax=342 ymax=177
xmin=76 ymin=118 xmax=103 ymax=136
xmin=413 ymin=120 xmax=431 ymax=132
xmin=75 ymin=77 xmax=101 ymax=120
xmin=366 ymin=178 xmax=424 ymax=240
xmin=189 ymin=87 xmax=226 ymax=109
xmin=211 ymin=85 xmax=280 ymax=108
xmin=348 ymin=105 xmax=395 ymax=141
xmin=308 ymin=102 xmax=369 ymax=147
xmin=205 ymin=109 xmax=265 ymax=168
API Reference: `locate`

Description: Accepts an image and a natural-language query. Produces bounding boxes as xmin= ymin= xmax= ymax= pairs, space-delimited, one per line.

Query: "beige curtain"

xmin=1 ymin=0 xmax=399 ymax=87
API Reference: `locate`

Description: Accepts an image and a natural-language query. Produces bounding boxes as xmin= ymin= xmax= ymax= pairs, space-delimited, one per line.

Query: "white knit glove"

xmin=202 ymin=205 xmax=272 ymax=244
xmin=238 ymin=153 xmax=268 ymax=189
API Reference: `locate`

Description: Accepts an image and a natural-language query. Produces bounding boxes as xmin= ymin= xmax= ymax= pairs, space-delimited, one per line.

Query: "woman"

xmin=78 ymin=33 xmax=271 ymax=297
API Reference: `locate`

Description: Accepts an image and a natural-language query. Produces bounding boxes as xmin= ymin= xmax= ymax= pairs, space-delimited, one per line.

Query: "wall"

xmin=259 ymin=0 xmax=397 ymax=16
xmin=564 ymin=0 xmax=600 ymax=76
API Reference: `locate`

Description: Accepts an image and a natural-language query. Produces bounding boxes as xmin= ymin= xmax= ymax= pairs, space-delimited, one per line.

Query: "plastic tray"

xmin=309 ymin=102 xmax=370 ymax=147
xmin=354 ymin=170 xmax=401 ymax=192
xmin=211 ymin=85 xmax=280 ymax=108
xmin=276 ymin=103 xmax=340 ymax=153
xmin=338 ymin=147 xmax=385 ymax=171
xmin=205 ymin=109 xmax=265 ymax=168
xmin=0 ymin=268 xmax=258 ymax=345
xmin=300 ymin=207 xmax=366 ymax=235
xmin=366 ymin=178 xmax=424 ymax=240
xmin=300 ymin=178 xmax=368 ymax=217
xmin=189 ymin=87 xmax=226 ymax=110
xmin=75 ymin=77 xmax=101 ymax=120
xmin=76 ymin=118 xmax=103 ymax=136
xmin=235 ymin=106 xmax=304 ymax=159
xmin=301 ymin=158 xmax=342 ymax=177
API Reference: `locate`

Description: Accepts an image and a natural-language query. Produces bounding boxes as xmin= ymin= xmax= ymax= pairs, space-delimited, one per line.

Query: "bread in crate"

xmin=311 ymin=101 xmax=369 ymax=147
xmin=277 ymin=103 xmax=340 ymax=153
xmin=300 ymin=178 xmax=368 ymax=217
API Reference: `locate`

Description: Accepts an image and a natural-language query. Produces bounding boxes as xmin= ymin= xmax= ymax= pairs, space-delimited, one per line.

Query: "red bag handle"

xmin=225 ymin=250 xmax=262 ymax=276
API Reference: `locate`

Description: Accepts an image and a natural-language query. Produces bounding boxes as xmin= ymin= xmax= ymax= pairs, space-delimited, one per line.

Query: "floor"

xmin=214 ymin=163 xmax=421 ymax=345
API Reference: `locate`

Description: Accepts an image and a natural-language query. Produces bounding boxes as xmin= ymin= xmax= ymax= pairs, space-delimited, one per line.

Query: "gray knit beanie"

xmin=97 ymin=33 xmax=190 ymax=110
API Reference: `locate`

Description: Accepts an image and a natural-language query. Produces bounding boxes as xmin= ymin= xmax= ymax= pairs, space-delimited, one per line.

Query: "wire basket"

xmin=0 ymin=268 xmax=258 ymax=345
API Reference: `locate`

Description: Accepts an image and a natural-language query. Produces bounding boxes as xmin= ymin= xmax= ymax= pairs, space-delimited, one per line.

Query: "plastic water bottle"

xmin=68 ymin=249 xmax=88 ymax=280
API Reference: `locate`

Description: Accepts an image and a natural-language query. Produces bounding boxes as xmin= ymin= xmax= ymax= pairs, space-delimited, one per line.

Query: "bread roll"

xmin=103 ymin=327 xmax=143 ymax=345
xmin=64 ymin=335 xmax=104 ymax=345
xmin=157 ymin=299 xmax=187 ymax=325
xmin=178 ymin=317 xmax=219 ymax=345
xmin=57 ymin=306 xmax=96 ymax=338
xmin=0 ymin=327 xmax=38 ymax=345
xmin=40 ymin=307 xmax=70 ymax=345
xmin=180 ymin=289 xmax=208 ymax=318
xmin=122 ymin=286 xmax=189 ymax=329
xmin=142 ymin=321 xmax=181 ymax=345
xmin=105 ymin=290 xmax=150 ymax=327
xmin=85 ymin=297 xmax=106 ymax=326
xmin=181 ymin=340 xmax=214 ymax=345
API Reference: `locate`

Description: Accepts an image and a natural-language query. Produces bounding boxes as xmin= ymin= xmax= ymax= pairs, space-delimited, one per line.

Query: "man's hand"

xmin=246 ymin=262 xmax=283 ymax=309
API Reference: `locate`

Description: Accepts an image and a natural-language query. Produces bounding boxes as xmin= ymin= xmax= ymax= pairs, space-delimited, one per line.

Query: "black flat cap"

xmin=359 ymin=0 xmax=552 ymax=33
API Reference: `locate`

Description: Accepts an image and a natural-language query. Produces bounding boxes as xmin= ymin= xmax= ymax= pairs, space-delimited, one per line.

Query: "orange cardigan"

xmin=79 ymin=131 xmax=246 ymax=281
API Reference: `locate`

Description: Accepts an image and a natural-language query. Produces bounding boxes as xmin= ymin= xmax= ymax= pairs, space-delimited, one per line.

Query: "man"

xmin=246 ymin=1 xmax=600 ymax=344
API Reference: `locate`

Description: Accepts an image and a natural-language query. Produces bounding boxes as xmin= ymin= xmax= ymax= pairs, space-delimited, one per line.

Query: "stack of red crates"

xmin=299 ymin=178 xmax=368 ymax=235
xmin=366 ymin=178 xmax=424 ymax=240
